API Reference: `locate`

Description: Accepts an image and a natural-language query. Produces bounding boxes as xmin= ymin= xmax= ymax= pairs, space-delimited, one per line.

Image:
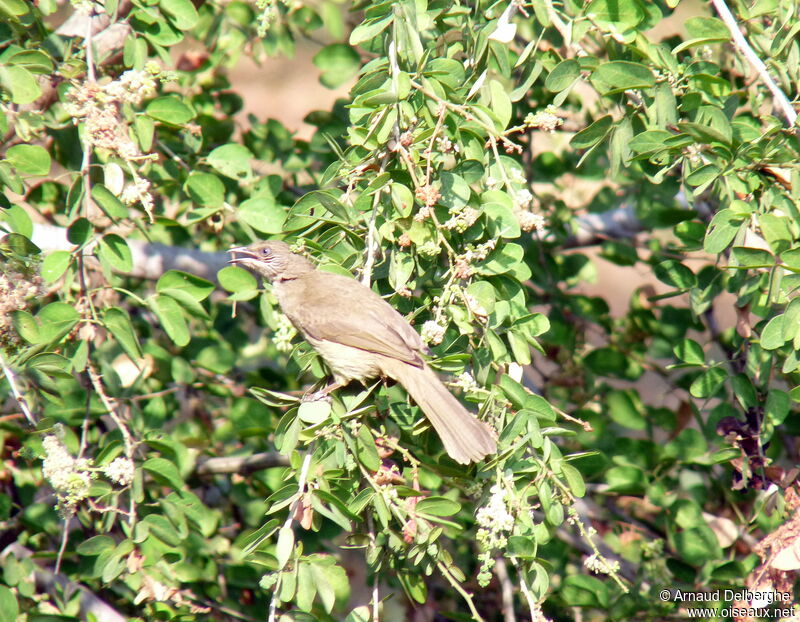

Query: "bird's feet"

xmin=301 ymin=389 xmax=334 ymax=404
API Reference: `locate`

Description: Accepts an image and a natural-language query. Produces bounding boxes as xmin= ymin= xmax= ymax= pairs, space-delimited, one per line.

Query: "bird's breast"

xmin=308 ymin=337 xmax=384 ymax=385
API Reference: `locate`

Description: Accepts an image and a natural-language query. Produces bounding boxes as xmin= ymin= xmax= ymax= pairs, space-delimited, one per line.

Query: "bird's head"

xmin=227 ymin=240 xmax=314 ymax=281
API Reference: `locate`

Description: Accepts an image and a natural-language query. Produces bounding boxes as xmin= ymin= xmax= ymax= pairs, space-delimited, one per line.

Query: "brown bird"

xmin=229 ymin=240 xmax=497 ymax=464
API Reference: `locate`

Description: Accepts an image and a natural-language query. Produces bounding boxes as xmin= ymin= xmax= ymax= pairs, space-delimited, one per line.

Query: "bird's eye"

xmin=262 ymin=248 xmax=272 ymax=257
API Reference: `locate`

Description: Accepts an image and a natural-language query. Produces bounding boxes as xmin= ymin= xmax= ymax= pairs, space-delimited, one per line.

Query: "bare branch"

xmin=1 ymin=543 xmax=127 ymax=622
xmin=0 ymin=352 xmax=36 ymax=425
xmin=195 ymin=452 xmax=289 ymax=475
xmin=31 ymin=223 xmax=228 ymax=282
xmin=710 ymin=0 xmax=797 ymax=127
xmin=494 ymin=557 xmax=517 ymax=622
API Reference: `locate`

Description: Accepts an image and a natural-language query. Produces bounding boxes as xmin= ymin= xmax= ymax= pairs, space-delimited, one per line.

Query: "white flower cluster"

xmin=516 ymin=209 xmax=545 ymax=233
xmin=41 ymin=429 xmax=94 ymax=516
xmin=584 ymin=553 xmax=620 ymax=575
xmin=70 ymin=0 xmax=102 ymax=14
xmin=105 ymin=69 xmax=158 ymax=106
xmin=421 ymin=320 xmax=446 ymax=345
xmin=0 ymin=268 xmax=44 ymax=349
xmin=104 ymin=457 xmax=135 ymax=486
xmin=120 ymin=176 xmax=154 ymax=216
xmin=476 ymin=484 xmax=515 ymax=550
xmin=272 ymin=313 xmax=298 ymax=352
xmin=451 ymin=371 xmax=479 ymax=392
xmin=64 ymin=67 xmax=162 ymax=220
xmin=524 ymin=105 xmax=563 ymax=132
xmin=513 ymin=188 xmax=533 ymax=209
xmin=443 ymin=206 xmax=480 ymax=232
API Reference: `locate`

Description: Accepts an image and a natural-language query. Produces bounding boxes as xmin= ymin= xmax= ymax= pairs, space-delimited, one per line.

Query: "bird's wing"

xmin=297 ymin=273 xmax=425 ymax=366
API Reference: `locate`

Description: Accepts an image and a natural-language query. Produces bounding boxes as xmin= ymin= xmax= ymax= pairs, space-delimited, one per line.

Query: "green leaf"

xmin=97 ymin=234 xmax=133 ymax=272
xmin=570 ymin=115 xmax=613 ymax=149
xmin=561 ymin=463 xmax=586 ymax=497
xmin=297 ymin=400 xmax=332 ymax=424
xmin=439 ymin=172 xmax=471 ymax=210
xmin=605 ymin=465 xmax=647 ymax=494
xmin=143 ymin=457 xmax=184 ymax=490
xmin=465 ymin=280 xmax=496 ymax=315
xmin=684 ymin=16 xmax=729 ymax=40
xmin=276 ymin=526 xmax=295 ymax=570
xmin=314 ymin=43 xmax=360 ymax=88
xmin=345 ymin=606 xmax=371 ymax=622
xmin=185 ymin=172 xmax=225 ymax=208
xmin=160 ymin=0 xmax=198 ymax=30
xmin=146 ymin=96 xmax=195 ymax=125
xmin=11 ymin=310 xmax=39 ymax=343
xmin=483 ymin=202 xmax=520 ymax=239
xmin=390 ymin=183 xmax=414 ymax=217
xmin=0 ymin=204 xmax=32 ymax=236
xmin=91 ymin=184 xmax=129 ymax=219
xmin=654 ymin=260 xmax=696 ymax=289
xmin=397 ymin=570 xmax=427 ymax=604
xmin=150 ymin=294 xmax=190 ymax=346
xmin=0 ymin=0 xmax=30 ymax=16
xmin=673 ymin=525 xmax=722 ymax=566
xmin=690 ymin=367 xmax=727 ymax=398
xmin=685 ymin=163 xmax=720 ymax=187
xmin=0 ymin=585 xmax=18 ymax=622
xmin=561 ymin=575 xmax=609 ymax=608
xmin=239 ymin=196 xmax=286 ymax=234
xmin=104 ymin=308 xmax=143 ymax=361
xmin=545 ymin=59 xmax=580 ymax=92
xmin=606 ymin=390 xmax=646 ymax=430
xmin=208 ymin=144 xmax=254 ymax=181
xmin=704 ymin=208 xmax=746 ymax=254
xmin=415 ymin=496 xmax=461 ymax=517
xmin=41 ymin=251 xmax=71 ymax=284
xmin=674 ymin=339 xmax=704 ymax=365
xmin=218 ymin=266 xmax=258 ymax=300
xmin=489 ymin=79 xmax=512 ymax=126
xmin=0 ymin=65 xmax=41 ymax=104
xmin=355 ymin=423 xmax=380 ymax=471
xmin=731 ymin=246 xmax=773 ymax=268
xmin=350 ymin=15 xmax=393 ymax=45
xmin=157 ymin=270 xmax=214 ymax=302
xmin=67 ymin=217 xmax=92 ymax=246
xmin=37 ymin=302 xmax=79 ymax=343
xmin=76 ymin=535 xmax=116 ymax=556
xmin=291 ymin=190 xmax=351 ymax=223
xmin=585 ymin=0 xmax=645 ymax=33
xmin=6 ymin=144 xmax=50 ymax=176
xmin=592 ymin=61 xmax=655 ymax=94
xmin=760 ymin=314 xmax=786 ymax=350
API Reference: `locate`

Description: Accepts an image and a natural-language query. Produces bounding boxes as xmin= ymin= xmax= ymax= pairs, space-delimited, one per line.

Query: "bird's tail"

xmin=383 ymin=359 xmax=497 ymax=464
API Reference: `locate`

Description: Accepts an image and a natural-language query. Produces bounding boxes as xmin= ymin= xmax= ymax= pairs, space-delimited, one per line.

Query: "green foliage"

xmin=2 ymin=0 xmax=800 ymax=620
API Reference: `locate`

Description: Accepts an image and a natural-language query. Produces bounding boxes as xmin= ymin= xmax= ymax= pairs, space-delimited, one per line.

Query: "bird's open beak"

xmin=227 ymin=246 xmax=258 ymax=265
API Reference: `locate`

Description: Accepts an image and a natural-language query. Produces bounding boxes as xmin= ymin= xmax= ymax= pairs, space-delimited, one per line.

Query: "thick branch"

xmin=30 ymin=224 xmax=228 ymax=282
xmin=1 ymin=543 xmax=126 ymax=622
xmin=28 ymin=205 xmax=643 ymax=284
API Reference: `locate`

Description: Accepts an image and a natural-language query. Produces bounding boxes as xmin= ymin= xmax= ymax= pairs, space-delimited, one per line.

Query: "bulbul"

xmin=228 ymin=240 xmax=497 ymax=464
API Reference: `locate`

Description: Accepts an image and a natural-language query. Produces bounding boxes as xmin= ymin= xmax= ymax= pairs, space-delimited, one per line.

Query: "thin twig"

xmin=710 ymin=0 xmax=797 ymax=127
xmin=87 ymin=363 xmax=137 ymax=527
xmin=494 ymin=557 xmax=516 ymax=622
xmin=268 ymin=451 xmax=313 ymax=622
xmin=509 ymin=558 xmax=540 ymax=622
xmin=436 ymin=561 xmax=486 ymax=622
xmin=0 ymin=353 xmax=36 ymax=425
xmin=54 ymin=519 xmax=70 ymax=575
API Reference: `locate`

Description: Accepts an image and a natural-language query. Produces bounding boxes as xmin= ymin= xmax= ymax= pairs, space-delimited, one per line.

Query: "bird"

xmin=228 ymin=240 xmax=497 ymax=464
